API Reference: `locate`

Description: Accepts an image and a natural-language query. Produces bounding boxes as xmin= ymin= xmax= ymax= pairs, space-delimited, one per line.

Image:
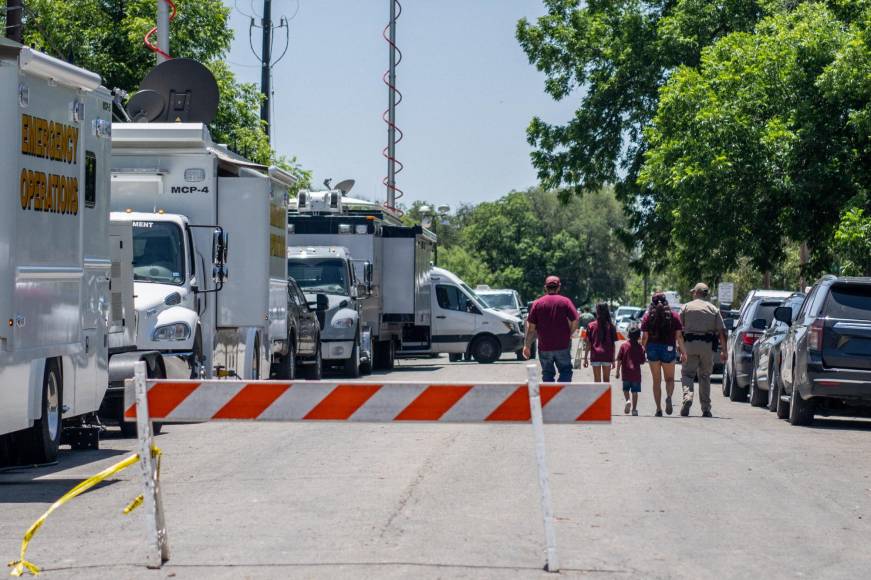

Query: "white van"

xmin=428 ymin=268 xmax=523 ymax=363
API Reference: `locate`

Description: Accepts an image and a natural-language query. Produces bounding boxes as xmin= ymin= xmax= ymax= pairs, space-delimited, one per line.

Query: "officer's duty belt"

xmin=684 ymin=333 xmax=715 ymax=343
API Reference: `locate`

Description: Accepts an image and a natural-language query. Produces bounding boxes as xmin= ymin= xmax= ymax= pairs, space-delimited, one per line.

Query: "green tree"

xmin=640 ymin=4 xmax=861 ymax=279
xmin=6 ymin=0 xmax=305 ymax=175
xmin=833 ymin=208 xmax=871 ymax=275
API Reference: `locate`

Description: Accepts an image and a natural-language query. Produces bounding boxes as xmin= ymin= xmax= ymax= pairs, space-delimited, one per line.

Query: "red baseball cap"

xmin=545 ymin=275 xmax=561 ymax=288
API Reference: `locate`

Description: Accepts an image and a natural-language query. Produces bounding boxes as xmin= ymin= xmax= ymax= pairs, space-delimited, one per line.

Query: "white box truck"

xmin=109 ymin=123 xmax=296 ymax=381
xmin=288 ymin=190 xmax=523 ymax=366
xmin=0 ymin=40 xmax=163 ymax=462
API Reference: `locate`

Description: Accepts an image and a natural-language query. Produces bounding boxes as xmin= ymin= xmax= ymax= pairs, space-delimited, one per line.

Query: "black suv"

xmin=272 ymin=277 xmax=324 ymax=380
xmin=776 ymin=276 xmax=871 ymax=425
xmin=724 ymin=296 xmax=788 ymax=401
xmin=749 ymin=292 xmax=806 ymax=409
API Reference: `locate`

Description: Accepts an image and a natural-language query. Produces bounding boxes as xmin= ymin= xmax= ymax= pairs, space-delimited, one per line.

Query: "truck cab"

xmin=287 ymin=246 xmax=371 ymax=377
xmin=110 ymin=211 xmax=203 ymax=378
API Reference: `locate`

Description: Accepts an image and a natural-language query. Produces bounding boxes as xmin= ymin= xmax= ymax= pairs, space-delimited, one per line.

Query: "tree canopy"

xmin=5 ymin=0 xmax=308 ymax=184
xmin=518 ymin=1 xmax=871 ymax=281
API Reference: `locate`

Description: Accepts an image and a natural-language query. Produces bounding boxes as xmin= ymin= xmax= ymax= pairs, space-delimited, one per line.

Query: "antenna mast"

xmin=383 ymin=0 xmax=404 ymax=210
xmin=156 ymin=0 xmax=170 ymax=63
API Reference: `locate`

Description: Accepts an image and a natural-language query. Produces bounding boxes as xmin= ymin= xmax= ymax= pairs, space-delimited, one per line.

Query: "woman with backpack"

xmin=640 ymin=292 xmax=687 ymax=416
xmin=583 ymin=302 xmax=618 ymax=383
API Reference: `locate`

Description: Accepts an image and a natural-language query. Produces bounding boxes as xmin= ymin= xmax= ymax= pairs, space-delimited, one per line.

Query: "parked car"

xmin=723 ymin=294 xmax=790 ymax=401
xmin=615 ymin=306 xmax=644 ymax=336
xmin=749 ymin=292 xmax=806 ymax=408
xmin=713 ymin=309 xmax=741 ymax=376
xmin=776 ymin=276 xmax=871 ymax=426
xmin=282 ymin=277 xmax=324 ymax=379
xmin=474 ymin=286 xmax=535 ymax=360
xmin=738 ymin=289 xmax=793 ymax=317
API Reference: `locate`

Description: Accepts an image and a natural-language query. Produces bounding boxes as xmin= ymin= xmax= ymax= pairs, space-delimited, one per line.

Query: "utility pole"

xmin=156 ymin=0 xmax=170 ymax=63
xmin=260 ymin=0 xmax=273 ymax=138
xmin=386 ymin=0 xmax=398 ymax=209
xmin=6 ymin=0 xmax=23 ymax=43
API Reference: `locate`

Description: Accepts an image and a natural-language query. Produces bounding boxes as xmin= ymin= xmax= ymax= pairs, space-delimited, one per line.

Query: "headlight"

xmin=152 ymin=322 xmax=191 ymax=341
xmin=332 ymin=317 xmax=356 ymax=329
xmin=502 ymin=321 xmax=519 ymax=333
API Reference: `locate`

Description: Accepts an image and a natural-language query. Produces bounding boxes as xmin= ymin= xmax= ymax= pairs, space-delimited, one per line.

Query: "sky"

xmin=223 ymin=0 xmax=576 ymax=209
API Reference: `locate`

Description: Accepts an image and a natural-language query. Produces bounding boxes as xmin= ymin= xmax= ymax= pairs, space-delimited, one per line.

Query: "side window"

xmin=797 ymin=286 xmax=819 ymax=321
xmin=436 ymin=285 xmax=463 ymax=311
xmin=296 ymin=287 xmax=309 ymax=310
xmin=85 ymin=151 xmax=97 ymax=208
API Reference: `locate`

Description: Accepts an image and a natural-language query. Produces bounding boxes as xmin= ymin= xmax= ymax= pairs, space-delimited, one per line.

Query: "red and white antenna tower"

xmin=383 ymin=0 xmax=403 ymax=211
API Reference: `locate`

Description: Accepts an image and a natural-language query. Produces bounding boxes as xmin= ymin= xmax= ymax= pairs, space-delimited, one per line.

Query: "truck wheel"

xmin=788 ymin=382 xmax=815 ymax=426
xmin=190 ymin=329 xmax=204 ymax=379
xmin=471 ymin=336 xmax=501 ymax=364
xmin=343 ymin=338 xmax=361 ymax=378
xmin=22 ymin=360 xmax=63 ymax=464
xmin=306 ymin=344 xmax=323 ymax=380
xmin=749 ymin=374 xmax=766 ymax=407
xmin=374 ymin=340 xmax=395 ymax=370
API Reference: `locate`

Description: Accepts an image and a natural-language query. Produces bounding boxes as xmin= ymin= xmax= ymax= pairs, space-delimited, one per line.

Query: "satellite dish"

xmin=126 ymin=89 xmax=165 ymax=122
xmin=138 ymin=58 xmax=220 ymax=124
xmin=335 ymin=179 xmax=355 ymax=195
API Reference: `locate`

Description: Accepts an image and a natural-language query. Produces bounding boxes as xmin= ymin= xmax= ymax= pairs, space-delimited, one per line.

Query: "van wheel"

xmin=749 ymin=374 xmax=766 ymax=407
xmin=343 ymin=337 xmax=361 ymax=378
xmin=471 ymin=336 xmax=501 ymax=364
xmin=788 ymin=383 xmax=815 ymax=426
xmin=306 ymin=344 xmax=323 ymax=380
xmin=449 ymin=353 xmax=462 ymax=362
xmin=22 ymin=360 xmax=63 ymax=464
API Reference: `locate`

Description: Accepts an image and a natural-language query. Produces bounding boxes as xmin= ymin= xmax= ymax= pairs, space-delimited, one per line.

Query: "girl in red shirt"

xmin=583 ymin=303 xmax=618 ymax=382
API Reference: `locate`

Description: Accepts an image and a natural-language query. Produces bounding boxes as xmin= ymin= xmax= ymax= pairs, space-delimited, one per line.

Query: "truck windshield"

xmin=132 ymin=221 xmax=185 ymax=286
xmin=287 ymin=259 xmax=349 ymax=295
xmin=480 ymin=292 xmax=516 ymax=310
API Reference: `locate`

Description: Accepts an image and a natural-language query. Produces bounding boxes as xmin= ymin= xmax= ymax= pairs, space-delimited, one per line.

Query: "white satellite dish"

xmin=335 ymin=179 xmax=355 ymax=195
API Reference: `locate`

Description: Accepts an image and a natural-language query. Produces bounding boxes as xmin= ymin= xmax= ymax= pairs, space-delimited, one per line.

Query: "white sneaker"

xmin=624 ymin=400 xmax=631 ymax=414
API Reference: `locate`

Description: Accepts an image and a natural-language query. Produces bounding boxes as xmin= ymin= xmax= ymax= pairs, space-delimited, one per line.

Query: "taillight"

xmin=742 ymin=332 xmax=762 ymax=346
xmin=808 ymin=319 xmax=824 ymax=351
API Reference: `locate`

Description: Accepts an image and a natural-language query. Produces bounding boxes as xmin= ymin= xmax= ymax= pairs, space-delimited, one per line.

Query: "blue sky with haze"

xmin=223 ymin=0 xmax=576 ymax=209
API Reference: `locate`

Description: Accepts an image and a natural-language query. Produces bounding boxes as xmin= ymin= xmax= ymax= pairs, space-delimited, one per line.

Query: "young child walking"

xmin=615 ymin=324 xmax=646 ymax=416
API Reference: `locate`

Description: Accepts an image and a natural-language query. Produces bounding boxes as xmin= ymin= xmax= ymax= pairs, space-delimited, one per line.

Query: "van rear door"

xmin=821 ymin=283 xmax=871 ymax=370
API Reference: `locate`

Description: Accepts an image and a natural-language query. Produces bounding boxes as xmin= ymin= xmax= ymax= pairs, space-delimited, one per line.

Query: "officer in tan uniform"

xmin=679 ymin=283 xmax=727 ymax=417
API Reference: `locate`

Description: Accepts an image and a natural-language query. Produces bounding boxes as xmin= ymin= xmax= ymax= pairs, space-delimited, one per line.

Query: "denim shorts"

xmin=646 ymin=342 xmax=677 ymax=364
xmin=591 ymin=361 xmax=612 ymax=367
xmin=622 ymin=381 xmax=641 ymax=393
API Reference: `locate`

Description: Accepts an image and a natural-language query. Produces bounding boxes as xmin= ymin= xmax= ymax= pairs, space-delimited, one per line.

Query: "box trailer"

xmin=0 ymin=40 xmax=162 ymax=462
xmin=109 ymin=123 xmax=295 ymax=381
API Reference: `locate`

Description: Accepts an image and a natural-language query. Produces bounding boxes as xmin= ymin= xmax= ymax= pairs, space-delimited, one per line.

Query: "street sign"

xmin=718 ymin=282 xmax=735 ymax=305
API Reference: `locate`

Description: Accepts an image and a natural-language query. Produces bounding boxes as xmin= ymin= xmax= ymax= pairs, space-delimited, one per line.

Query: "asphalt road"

xmin=2 ymin=344 xmax=871 ymax=579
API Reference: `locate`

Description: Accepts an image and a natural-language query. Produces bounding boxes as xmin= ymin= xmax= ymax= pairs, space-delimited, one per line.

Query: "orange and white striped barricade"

xmin=126 ymin=362 xmax=611 ymax=573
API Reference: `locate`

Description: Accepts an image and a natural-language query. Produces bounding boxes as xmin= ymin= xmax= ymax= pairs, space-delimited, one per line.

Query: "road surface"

xmin=2 ymin=346 xmax=870 ymax=579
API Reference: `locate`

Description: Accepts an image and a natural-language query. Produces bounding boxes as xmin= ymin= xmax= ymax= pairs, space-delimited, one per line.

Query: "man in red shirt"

xmin=523 ymin=276 xmax=579 ymax=382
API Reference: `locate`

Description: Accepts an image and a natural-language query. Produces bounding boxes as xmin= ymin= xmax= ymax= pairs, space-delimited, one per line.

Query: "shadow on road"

xmin=805 ymin=417 xmax=871 ymax=432
xmin=0 ymin=448 xmax=129 ymax=478
xmin=0 ymin=478 xmax=121 ymax=503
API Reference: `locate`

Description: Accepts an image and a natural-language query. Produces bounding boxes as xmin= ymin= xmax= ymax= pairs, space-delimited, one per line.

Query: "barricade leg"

xmin=526 ymin=363 xmax=560 ymax=573
xmin=133 ymin=362 xmax=170 ymax=568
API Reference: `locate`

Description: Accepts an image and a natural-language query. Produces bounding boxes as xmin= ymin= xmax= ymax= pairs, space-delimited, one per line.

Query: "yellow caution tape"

xmin=7 ymin=446 xmax=162 ymax=577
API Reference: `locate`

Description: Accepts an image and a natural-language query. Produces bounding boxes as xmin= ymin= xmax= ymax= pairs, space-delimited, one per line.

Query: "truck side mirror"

xmin=773 ymin=306 xmax=792 ymax=326
xmin=212 ymin=228 xmax=228 ymax=266
xmin=316 ymin=293 xmax=329 ymax=312
xmin=212 ymin=264 xmax=227 ymax=290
